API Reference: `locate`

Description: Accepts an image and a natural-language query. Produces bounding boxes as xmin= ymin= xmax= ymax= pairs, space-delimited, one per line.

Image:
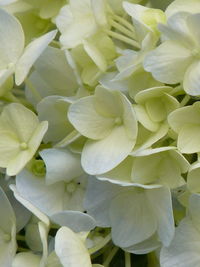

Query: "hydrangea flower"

xmin=0 ymin=103 xmax=48 ymax=176
xmin=144 ymin=11 xmax=200 ymax=95
xmin=68 ymin=86 xmax=138 ymax=174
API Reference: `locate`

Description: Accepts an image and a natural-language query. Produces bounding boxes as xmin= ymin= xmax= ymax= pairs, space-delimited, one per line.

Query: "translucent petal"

xmin=110 ymin=190 xmax=157 ymax=247
xmin=68 ymin=96 xmax=114 ymax=140
xmin=147 ymin=186 xmax=174 ymax=246
xmin=183 ymin=61 xmax=200 ymax=96
xmin=15 ymin=30 xmax=57 ymax=85
xmin=50 ymin=211 xmax=96 ymax=232
xmin=144 ymin=41 xmax=193 ymax=84
xmin=160 ymin=218 xmax=200 ymax=267
xmin=178 ymin=124 xmax=200 ymax=153
xmin=0 ymin=8 xmax=24 ymax=69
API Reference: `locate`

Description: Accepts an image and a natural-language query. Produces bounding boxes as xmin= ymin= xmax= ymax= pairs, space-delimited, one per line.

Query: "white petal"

xmin=161 ymin=218 xmax=200 ymax=267
xmin=0 ymin=8 xmax=24 ymax=68
xmin=15 ymin=30 xmax=57 ymax=85
xmin=55 ymin=226 xmax=92 ymax=267
xmin=82 ymin=126 xmax=135 ymax=174
xmin=10 ymin=185 xmax=50 ymax=227
xmin=178 ymin=124 xmax=200 ymax=153
xmin=40 ymin=148 xmax=83 ymax=185
xmin=147 ymin=187 xmax=174 ymax=246
xmin=68 ymin=96 xmax=114 ymax=140
xmin=110 ymin=189 xmax=157 ymax=247
xmin=183 ymin=61 xmax=200 ymax=96
xmin=12 ymin=252 xmax=41 ymax=267
xmin=50 ymin=211 xmax=96 ymax=232
xmin=16 ymin=169 xmax=64 ymax=216
xmin=144 ymin=41 xmax=193 ymax=84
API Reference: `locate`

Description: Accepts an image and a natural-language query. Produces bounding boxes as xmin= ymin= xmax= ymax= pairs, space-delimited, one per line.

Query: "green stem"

xmin=104 ymin=29 xmax=140 ymax=49
xmin=16 ymin=234 xmax=25 ymax=241
xmin=17 ymin=247 xmax=29 ymax=252
xmin=112 ymin=14 xmax=135 ymax=32
xmin=170 ymin=85 xmax=184 ymax=96
xmin=125 ymin=252 xmax=131 ymax=267
xmin=89 ymin=234 xmax=111 ymax=255
xmin=3 ymin=92 xmax=21 ymax=103
xmin=103 ymin=246 xmax=119 ymax=267
xmin=110 ymin=19 xmax=136 ymax=39
xmin=180 ymin=95 xmax=190 ymax=107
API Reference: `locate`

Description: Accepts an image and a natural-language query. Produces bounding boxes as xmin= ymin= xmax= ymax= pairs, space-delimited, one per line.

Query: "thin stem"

xmin=110 ymin=19 xmax=136 ymax=39
xmin=104 ymin=29 xmax=140 ymax=49
xmin=125 ymin=252 xmax=131 ymax=267
xmin=89 ymin=234 xmax=111 ymax=255
xmin=103 ymin=246 xmax=119 ymax=267
xmin=16 ymin=234 xmax=25 ymax=241
xmin=180 ymin=94 xmax=190 ymax=107
xmin=170 ymin=85 xmax=184 ymax=96
xmin=112 ymin=14 xmax=135 ymax=32
xmin=3 ymin=92 xmax=21 ymax=103
xmin=17 ymin=247 xmax=29 ymax=252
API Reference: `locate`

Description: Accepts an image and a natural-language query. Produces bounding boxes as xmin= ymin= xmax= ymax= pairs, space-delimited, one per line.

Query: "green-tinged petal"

xmin=98 ymin=156 xmax=133 ymax=183
xmin=39 ymin=0 xmax=65 ymax=19
xmin=0 ymin=8 xmax=24 ymax=69
xmin=68 ymin=96 xmax=114 ymax=140
xmin=15 ymin=30 xmax=57 ymax=85
xmin=166 ymin=0 xmax=200 ymax=18
xmin=187 ymin=162 xmax=200 ymax=193
xmin=6 ymin=121 xmax=48 ymax=176
xmin=131 ymin=153 xmax=160 ymax=184
xmin=0 ymin=67 xmax=15 ymax=88
xmin=91 ymin=0 xmax=107 ymax=27
xmin=0 ymin=187 xmax=16 ymax=267
xmin=46 ymin=252 xmax=62 ymax=267
xmin=160 ymin=218 xmax=200 ymax=267
xmin=133 ymin=123 xmax=168 ymax=153
xmin=0 ymin=131 xmax=19 ymax=168
xmin=12 ymin=252 xmax=41 ymax=267
xmin=38 ymin=221 xmax=48 ymax=267
xmin=1 ymin=103 xmax=39 ymax=142
xmin=40 ymin=148 xmax=83 ymax=185
xmin=177 ymin=124 xmax=200 ymax=153
xmin=134 ymin=104 xmax=159 ymax=132
xmin=83 ymin=40 xmax=107 ymax=72
xmin=147 ymin=186 xmax=174 ymax=246
xmin=144 ymin=41 xmax=193 ymax=84
xmin=110 ymin=190 xmax=157 ymax=247
xmin=183 ymin=61 xmax=200 ymax=96
xmin=189 ymin=194 xmax=200 ymax=232
xmin=168 ymin=104 xmax=200 ymax=133
xmin=121 ymin=93 xmax=138 ymax=140
xmin=82 ymin=126 xmax=135 ymax=174
xmin=55 ymin=226 xmax=92 ymax=267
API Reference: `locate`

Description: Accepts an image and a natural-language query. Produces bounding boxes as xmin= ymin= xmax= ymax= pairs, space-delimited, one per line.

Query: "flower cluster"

xmin=0 ymin=0 xmax=200 ymax=266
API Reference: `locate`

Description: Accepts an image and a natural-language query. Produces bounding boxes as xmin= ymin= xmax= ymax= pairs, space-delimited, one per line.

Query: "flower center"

xmin=20 ymin=142 xmax=28 ymax=150
xmin=66 ymin=182 xmax=77 ymax=193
